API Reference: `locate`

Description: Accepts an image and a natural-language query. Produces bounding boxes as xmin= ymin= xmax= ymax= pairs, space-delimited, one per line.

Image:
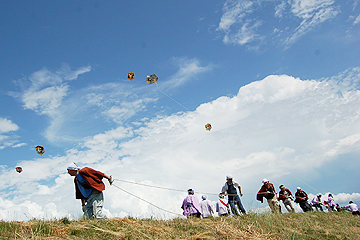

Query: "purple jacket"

xmin=181 ymin=195 xmax=202 ymax=216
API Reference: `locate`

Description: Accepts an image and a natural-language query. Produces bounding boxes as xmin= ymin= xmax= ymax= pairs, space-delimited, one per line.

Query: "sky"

xmin=0 ymin=0 xmax=359 ymax=221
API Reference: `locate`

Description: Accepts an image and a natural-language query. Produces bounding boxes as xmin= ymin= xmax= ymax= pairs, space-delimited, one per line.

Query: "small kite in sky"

xmin=205 ymin=123 xmax=212 ymax=131
xmin=35 ymin=145 xmax=45 ymax=156
xmin=128 ymin=72 xmax=135 ymax=81
xmin=15 ymin=166 xmax=22 ymax=173
xmin=145 ymin=74 xmax=158 ymax=84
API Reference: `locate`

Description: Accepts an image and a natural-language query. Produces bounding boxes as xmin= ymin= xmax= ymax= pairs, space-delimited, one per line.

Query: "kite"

xmin=35 ymin=145 xmax=45 ymax=156
xmin=128 ymin=72 xmax=135 ymax=81
xmin=145 ymin=74 xmax=158 ymax=85
xmin=15 ymin=166 xmax=22 ymax=173
xmin=205 ymin=123 xmax=212 ymax=131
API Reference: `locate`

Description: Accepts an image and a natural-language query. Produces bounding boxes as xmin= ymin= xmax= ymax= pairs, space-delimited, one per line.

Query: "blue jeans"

xmin=229 ymin=195 xmax=246 ymax=215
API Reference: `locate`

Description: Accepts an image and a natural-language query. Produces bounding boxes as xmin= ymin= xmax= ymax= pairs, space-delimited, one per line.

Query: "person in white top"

xmin=220 ymin=175 xmax=246 ymax=215
xmin=310 ymin=194 xmax=323 ymax=211
xmin=216 ymin=194 xmax=229 ymax=216
xmin=326 ymin=193 xmax=335 ymax=211
xmin=344 ymin=201 xmax=360 ymax=216
xmin=200 ymin=195 xmax=214 ymax=218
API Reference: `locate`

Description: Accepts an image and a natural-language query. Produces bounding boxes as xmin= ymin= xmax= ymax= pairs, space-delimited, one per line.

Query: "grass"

xmin=0 ymin=212 xmax=359 ymax=239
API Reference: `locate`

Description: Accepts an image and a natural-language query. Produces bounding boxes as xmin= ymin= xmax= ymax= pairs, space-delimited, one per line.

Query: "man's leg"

xmin=284 ymin=200 xmax=295 ymax=213
xmin=88 ymin=191 xmax=107 ymax=219
xmin=84 ymin=199 xmax=94 ymax=218
xmin=234 ymin=195 xmax=246 ymax=214
xmin=228 ymin=199 xmax=239 ymax=215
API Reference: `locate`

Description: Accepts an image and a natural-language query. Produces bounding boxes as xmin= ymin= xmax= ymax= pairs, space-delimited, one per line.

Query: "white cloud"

xmin=16 ymin=65 xmax=91 ymax=116
xmin=0 ymin=118 xmax=23 ymax=150
xmin=275 ymin=1 xmax=287 ymax=18
xmin=22 ymin=85 xmax=69 ymax=115
xmin=1 ymin=69 xmax=359 ymax=221
xmin=353 ymin=14 xmax=360 ymax=25
xmin=217 ymin=0 xmax=254 ymax=32
xmin=223 ymin=20 xmax=263 ymax=45
xmin=0 ymin=118 xmax=19 ymax=133
xmin=162 ymin=57 xmax=213 ymax=89
xmin=217 ymin=0 xmax=340 ymax=49
xmin=284 ymin=0 xmax=340 ymax=47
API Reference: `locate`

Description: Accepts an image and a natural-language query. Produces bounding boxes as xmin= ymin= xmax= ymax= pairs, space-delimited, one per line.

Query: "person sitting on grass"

xmin=343 ymin=201 xmax=360 ymax=216
xmin=181 ymin=189 xmax=202 ymax=218
xmin=216 ymin=194 xmax=229 ymax=217
xmin=200 ymin=195 xmax=214 ymax=218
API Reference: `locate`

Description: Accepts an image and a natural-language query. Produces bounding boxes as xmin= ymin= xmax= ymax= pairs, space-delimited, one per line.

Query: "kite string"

xmin=290 ymin=175 xmax=321 ymax=194
xmin=113 ymin=178 xmax=264 ymax=196
xmin=111 ymin=183 xmax=184 ymax=217
xmin=155 ymin=82 xmax=189 ymax=111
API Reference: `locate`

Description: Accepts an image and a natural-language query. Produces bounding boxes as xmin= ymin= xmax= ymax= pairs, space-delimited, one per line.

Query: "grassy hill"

xmin=1 ymin=212 xmax=359 ymax=239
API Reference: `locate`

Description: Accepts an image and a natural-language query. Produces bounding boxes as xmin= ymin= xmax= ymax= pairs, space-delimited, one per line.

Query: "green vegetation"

xmin=1 ymin=212 xmax=359 ymax=239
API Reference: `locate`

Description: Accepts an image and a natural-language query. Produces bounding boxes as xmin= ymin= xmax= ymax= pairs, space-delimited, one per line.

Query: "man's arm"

xmin=238 ymin=186 xmax=243 ymax=197
xmin=103 ymin=174 xmax=113 ymax=185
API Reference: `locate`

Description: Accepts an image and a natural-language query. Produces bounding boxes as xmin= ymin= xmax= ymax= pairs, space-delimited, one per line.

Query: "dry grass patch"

xmin=0 ymin=212 xmax=359 ymax=239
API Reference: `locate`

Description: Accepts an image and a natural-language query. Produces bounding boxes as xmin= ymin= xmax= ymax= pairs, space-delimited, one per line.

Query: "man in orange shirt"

xmin=67 ymin=162 xmax=113 ymax=219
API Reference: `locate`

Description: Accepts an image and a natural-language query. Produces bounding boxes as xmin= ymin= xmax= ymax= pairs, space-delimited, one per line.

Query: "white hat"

xmin=202 ymin=195 xmax=207 ymax=200
xmin=67 ymin=162 xmax=80 ymax=171
xmin=297 ymin=187 xmax=301 ymax=190
xmin=226 ymin=175 xmax=233 ymax=180
xmin=262 ymin=178 xmax=269 ymax=184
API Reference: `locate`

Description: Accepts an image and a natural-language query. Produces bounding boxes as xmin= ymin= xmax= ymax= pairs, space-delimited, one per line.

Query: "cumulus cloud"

xmin=0 ymin=118 xmax=19 ymax=133
xmin=1 ymin=69 xmax=359 ymax=221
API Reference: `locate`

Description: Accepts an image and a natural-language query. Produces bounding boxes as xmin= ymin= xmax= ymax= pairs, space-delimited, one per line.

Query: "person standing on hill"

xmin=257 ymin=179 xmax=281 ymax=213
xmin=294 ymin=187 xmax=312 ymax=212
xmin=221 ymin=175 xmax=247 ymax=215
xmin=67 ymin=162 xmax=113 ymax=219
xmin=181 ymin=189 xmax=202 ymax=218
xmin=200 ymin=195 xmax=214 ymax=218
xmin=278 ymin=185 xmax=295 ymax=213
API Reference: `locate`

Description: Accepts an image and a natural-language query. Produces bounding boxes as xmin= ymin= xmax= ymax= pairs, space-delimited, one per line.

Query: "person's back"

xmin=216 ymin=195 xmax=229 ymax=216
xmin=181 ymin=189 xmax=202 ymax=218
xmin=200 ymin=198 xmax=213 ymax=218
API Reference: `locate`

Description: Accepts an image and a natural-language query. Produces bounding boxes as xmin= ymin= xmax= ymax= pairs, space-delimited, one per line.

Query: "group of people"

xmin=65 ymin=163 xmax=359 ymax=219
xmin=256 ymin=178 xmax=359 ymax=215
xmin=181 ymin=176 xmax=360 ymax=218
xmin=181 ymin=175 xmax=247 ymax=218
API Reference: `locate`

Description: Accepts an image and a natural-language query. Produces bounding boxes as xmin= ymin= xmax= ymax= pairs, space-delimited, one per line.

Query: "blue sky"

xmin=0 ymin=0 xmax=359 ymax=220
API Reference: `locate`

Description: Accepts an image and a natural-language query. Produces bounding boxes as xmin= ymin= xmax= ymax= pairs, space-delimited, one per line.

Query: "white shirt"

xmin=200 ymin=199 xmax=213 ymax=218
xmin=221 ymin=181 xmax=240 ymax=194
xmin=216 ymin=198 xmax=229 ymax=215
xmin=345 ymin=203 xmax=359 ymax=212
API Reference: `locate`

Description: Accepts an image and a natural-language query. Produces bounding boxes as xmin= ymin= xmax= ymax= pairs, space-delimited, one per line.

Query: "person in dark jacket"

xmin=278 ymin=185 xmax=295 ymax=213
xmin=294 ymin=187 xmax=312 ymax=212
xmin=257 ymin=179 xmax=281 ymax=213
xmin=67 ymin=162 xmax=113 ymax=219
